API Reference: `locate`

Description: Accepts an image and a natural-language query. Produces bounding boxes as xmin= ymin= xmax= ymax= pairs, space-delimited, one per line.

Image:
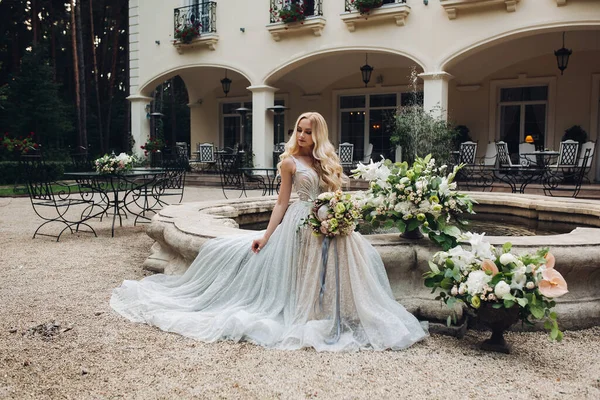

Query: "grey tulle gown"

xmin=111 ymin=156 xmax=427 ymax=351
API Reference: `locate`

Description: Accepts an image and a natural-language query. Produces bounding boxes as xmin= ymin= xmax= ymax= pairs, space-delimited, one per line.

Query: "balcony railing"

xmin=344 ymin=0 xmax=406 ymax=13
xmin=269 ymin=0 xmax=323 ymax=24
xmin=173 ymin=2 xmax=217 ymax=36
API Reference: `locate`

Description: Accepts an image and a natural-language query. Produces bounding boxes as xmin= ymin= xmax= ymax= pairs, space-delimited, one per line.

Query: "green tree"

xmin=2 ymin=47 xmax=74 ymax=150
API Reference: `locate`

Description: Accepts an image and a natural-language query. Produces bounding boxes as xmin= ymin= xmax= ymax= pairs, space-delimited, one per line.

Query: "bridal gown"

xmin=111 ymin=156 xmax=427 ymax=351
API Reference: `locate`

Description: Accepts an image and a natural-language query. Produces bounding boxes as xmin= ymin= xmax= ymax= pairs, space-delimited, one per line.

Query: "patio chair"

xmin=195 ymin=142 xmax=217 ymax=172
xmin=553 ymin=140 xmax=580 ymax=167
xmin=20 ymin=154 xmax=100 ymax=241
xmin=459 ymin=141 xmax=478 ymax=165
xmin=518 ymin=142 xmax=537 ymax=167
xmin=338 ymin=142 xmax=354 ymax=173
xmin=216 ymin=152 xmax=247 ymax=199
xmin=577 ymin=141 xmax=596 ymax=182
xmin=543 ymin=147 xmax=592 ymax=198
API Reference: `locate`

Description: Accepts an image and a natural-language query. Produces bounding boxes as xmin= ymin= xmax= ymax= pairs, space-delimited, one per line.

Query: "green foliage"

xmin=390 ymin=105 xmax=457 ymax=165
xmin=1 ymin=47 xmax=74 ymax=151
xmin=352 ymin=0 xmax=384 ymax=14
xmin=274 ymin=2 xmax=306 ymax=23
xmin=0 ymin=161 xmax=66 ymax=185
xmin=561 ymin=125 xmax=588 ymax=144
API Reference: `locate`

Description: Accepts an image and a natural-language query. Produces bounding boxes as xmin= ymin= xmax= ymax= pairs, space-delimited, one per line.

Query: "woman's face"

xmin=296 ymin=118 xmax=314 ymax=149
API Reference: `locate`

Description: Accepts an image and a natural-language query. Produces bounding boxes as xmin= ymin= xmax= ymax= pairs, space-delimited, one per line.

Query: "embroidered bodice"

xmin=291 ymin=156 xmax=321 ymax=201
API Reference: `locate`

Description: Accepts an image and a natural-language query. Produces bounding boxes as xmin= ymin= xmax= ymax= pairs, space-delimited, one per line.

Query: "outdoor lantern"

xmin=554 ymin=32 xmax=572 ymax=76
xmin=525 ymin=135 xmax=534 ymax=144
xmin=268 ymin=105 xmax=290 ymax=143
xmin=360 ymin=53 xmax=374 ymax=87
xmin=221 ymin=70 xmax=232 ymax=97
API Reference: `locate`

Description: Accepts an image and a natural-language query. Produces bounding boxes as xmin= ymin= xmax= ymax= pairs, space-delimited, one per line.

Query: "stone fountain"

xmin=143 ymin=192 xmax=600 ymax=330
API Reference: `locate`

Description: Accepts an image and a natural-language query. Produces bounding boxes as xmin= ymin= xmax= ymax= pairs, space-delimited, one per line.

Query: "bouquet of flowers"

xmin=352 ymin=154 xmax=474 ymax=250
xmin=305 ymin=190 xmax=362 ymax=237
xmin=351 ymin=0 xmax=384 ymax=15
xmin=94 ymin=152 xmax=135 ymax=174
xmin=424 ymin=233 xmax=568 ymax=340
xmin=174 ymin=23 xmax=201 ymax=44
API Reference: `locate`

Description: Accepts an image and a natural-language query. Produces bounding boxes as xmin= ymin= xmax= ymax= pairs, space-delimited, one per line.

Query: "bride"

xmin=111 ymin=111 xmax=427 ymax=351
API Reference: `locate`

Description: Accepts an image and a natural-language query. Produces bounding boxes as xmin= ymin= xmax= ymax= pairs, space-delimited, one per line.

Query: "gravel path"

xmin=0 ymin=188 xmax=599 ymax=399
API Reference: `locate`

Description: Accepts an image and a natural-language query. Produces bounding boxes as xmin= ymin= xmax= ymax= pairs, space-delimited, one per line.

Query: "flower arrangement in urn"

xmin=305 ymin=190 xmax=362 ymax=237
xmin=424 ymin=233 xmax=568 ymax=351
xmin=271 ymin=1 xmax=306 ymax=24
xmin=352 ymin=154 xmax=474 ymax=250
xmin=174 ymin=23 xmax=201 ymax=44
xmin=94 ymin=153 xmax=135 ymax=174
xmin=351 ymin=0 xmax=384 ymax=15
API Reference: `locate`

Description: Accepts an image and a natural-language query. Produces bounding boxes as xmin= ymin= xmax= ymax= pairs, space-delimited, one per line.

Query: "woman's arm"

xmin=251 ymin=157 xmax=295 ymax=253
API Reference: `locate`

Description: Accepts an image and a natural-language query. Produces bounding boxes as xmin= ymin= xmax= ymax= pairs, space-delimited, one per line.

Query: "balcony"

xmin=172 ymin=2 xmax=218 ymax=53
xmin=340 ymin=0 xmax=410 ymax=32
xmin=266 ymin=0 xmax=326 ymax=41
xmin=440 ymin=0 xmax=520 ymax=20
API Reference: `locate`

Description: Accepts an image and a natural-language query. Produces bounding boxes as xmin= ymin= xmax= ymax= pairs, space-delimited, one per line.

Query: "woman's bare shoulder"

xmin=280 ymin=157 xmax=295 ymax=173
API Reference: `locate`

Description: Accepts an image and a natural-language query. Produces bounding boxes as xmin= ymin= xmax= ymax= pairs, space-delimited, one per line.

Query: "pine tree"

xmin=3 ymin=47 xmax=74 ymax=150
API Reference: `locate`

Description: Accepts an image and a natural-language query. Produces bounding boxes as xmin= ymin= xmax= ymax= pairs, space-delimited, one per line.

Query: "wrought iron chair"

xmin=553 ymin=140 xmax=580 ymax=167
xmin=543 ymin=147 xmax=592 ymax=198
xmin=338 ymin=142 xmax=354 ymax=173
xmin=577 ymin=141 xmax=596 ymax=183
xmin=216 ymin=152 xmax=247 ymax=199
xmin=151 ymin=153 xmax=188 ymax=206
xmin=20 ymin=155 xmax=100 ymax=241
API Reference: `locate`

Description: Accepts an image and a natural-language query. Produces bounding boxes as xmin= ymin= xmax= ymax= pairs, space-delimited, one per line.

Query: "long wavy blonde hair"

xmin=278 ymin=112 xmax=347 ymax=191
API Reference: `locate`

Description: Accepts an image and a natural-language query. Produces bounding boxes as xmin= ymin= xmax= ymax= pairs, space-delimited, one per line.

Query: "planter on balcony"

xmin=266 ymin=17 xmax=327 ymax=41
xmin=173 ymin=33 xmax=219 ymax=53
xmin=440 ymin=0 xmax=520 ymax=20
xmin=340 ymin=1 xmax=410 ymax=32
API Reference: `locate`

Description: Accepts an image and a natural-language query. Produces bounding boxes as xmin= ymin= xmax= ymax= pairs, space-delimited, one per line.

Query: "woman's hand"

xmin=251 ymin=237 xmax=268 ymax=254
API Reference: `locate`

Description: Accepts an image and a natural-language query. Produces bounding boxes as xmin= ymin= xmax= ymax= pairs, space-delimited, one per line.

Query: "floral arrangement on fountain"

xmin=352 ymin=154 xmax=474 ymax=250
xmin=94 ymin=152 xmax=135 ymax=175
xmin=305 ymin=190 xmax=362 ymax=237
xmin=351 ymin=0 xmax=384 ymax=15
xmin=270 ymin=1 xmax=306 ymax=24
xmin=2 ymin=132 xmax=39 ymax=154
xmin=424 ymin=232 xmax=568 ymax=341
xmin=174 ymin=23 xmax=201 ymax=44
xmin=140 ymin=136 xmax=166 ymax=157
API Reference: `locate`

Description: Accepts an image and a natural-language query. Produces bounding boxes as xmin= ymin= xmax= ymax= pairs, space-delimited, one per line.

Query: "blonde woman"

xmin=111 ymin=112 xmax=427 ymax=351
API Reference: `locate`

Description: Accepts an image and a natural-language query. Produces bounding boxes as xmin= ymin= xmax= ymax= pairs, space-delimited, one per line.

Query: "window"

xmin=222 ymin=101 xmax=252 ymax=150
xmin=284 ymin=0 xmax=315 ymax=16
xmin=498 ymin=85 xmax=548 ymax=154
xmin=339 ymin=93 xmax=401 ymax=162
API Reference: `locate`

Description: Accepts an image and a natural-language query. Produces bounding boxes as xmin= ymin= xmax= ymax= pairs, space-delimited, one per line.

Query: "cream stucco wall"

xmin=130 ymin=0 xmax=600 ymax=177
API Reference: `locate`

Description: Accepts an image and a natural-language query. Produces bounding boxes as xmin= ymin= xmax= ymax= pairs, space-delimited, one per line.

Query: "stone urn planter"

xmin=476 ymin=303 xmax=520 ymax=354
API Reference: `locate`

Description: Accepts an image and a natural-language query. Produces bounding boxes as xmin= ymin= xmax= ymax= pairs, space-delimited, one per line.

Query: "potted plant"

xmin=561 ymin=125 xmax=588 ymax=145
xmin=174 ymin=23 xmax=201 ymax=44
xmin=424 ymin=234 xmax=568 ymax=353
xmin=271 ymin=1 xmax=306 ymax=24
xmin=351 ymin=0 xmax=384 ymax=15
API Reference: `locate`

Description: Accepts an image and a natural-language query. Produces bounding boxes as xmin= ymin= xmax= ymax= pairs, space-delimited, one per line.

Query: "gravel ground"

xmin=0 ymin=187 xmax=599 ymax=399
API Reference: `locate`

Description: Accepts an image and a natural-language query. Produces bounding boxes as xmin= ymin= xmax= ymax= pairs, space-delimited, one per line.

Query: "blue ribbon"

xmin=318 ymin=236 xmax=341 ymax=344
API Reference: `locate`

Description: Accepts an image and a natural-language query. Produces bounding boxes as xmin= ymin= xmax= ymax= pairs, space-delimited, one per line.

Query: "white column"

xmin=248 ymin=85 xmax=277 ymax=167
xmin=127 ymin=94 xmax=153 ymax=157
xmin=418 ymin=72 xmax=454 ymax=121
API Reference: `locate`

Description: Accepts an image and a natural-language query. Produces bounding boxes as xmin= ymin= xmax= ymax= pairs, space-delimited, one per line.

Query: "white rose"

xmin=494 ymin=281 xmax=511 ymax=299
xmin=465 ymin=270 xmax=492 ymax=296
xmin=526 ymin=281 xmax=535 ymax=290
xmin=316 ymin=205 xmax=330 ymax=221
xmin=499 ymin=253 xmax=518 ymax=265
xmin=458 ymin=283 xmax=467 ymax=295
xmin=450 ymin=286 xmax=458 ymax=296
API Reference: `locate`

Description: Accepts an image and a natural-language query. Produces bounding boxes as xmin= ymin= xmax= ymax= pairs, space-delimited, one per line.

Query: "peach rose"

xmin=544 ymin=252 xmax=555 ymax=269
xmin=538 ymin=269 xmax=568 ymax=298
xmin=481 ymin=259 xmax=499 ymax=276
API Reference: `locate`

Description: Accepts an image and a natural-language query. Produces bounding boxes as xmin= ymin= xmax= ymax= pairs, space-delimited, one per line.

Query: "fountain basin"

xmin=143 ymin=192 xmax=600 ymax=330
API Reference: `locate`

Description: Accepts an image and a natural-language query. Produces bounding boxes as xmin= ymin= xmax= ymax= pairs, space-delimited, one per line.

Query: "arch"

xmin=137 ymin=64 xmax=255 ymax=97
xmin=440 ymin=21 xmax=600 ymax=71
xmin=263 ymin=46 xmax=428 ymax=86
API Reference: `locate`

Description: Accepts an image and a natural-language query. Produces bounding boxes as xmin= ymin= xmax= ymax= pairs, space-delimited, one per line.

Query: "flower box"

xmin=340 ymin=1 xmax=411 ymax=32
xmin=266 ymin=16 xmax=326 ymax=42
xmin=173 ymin=33 xmax=219 ymax=53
